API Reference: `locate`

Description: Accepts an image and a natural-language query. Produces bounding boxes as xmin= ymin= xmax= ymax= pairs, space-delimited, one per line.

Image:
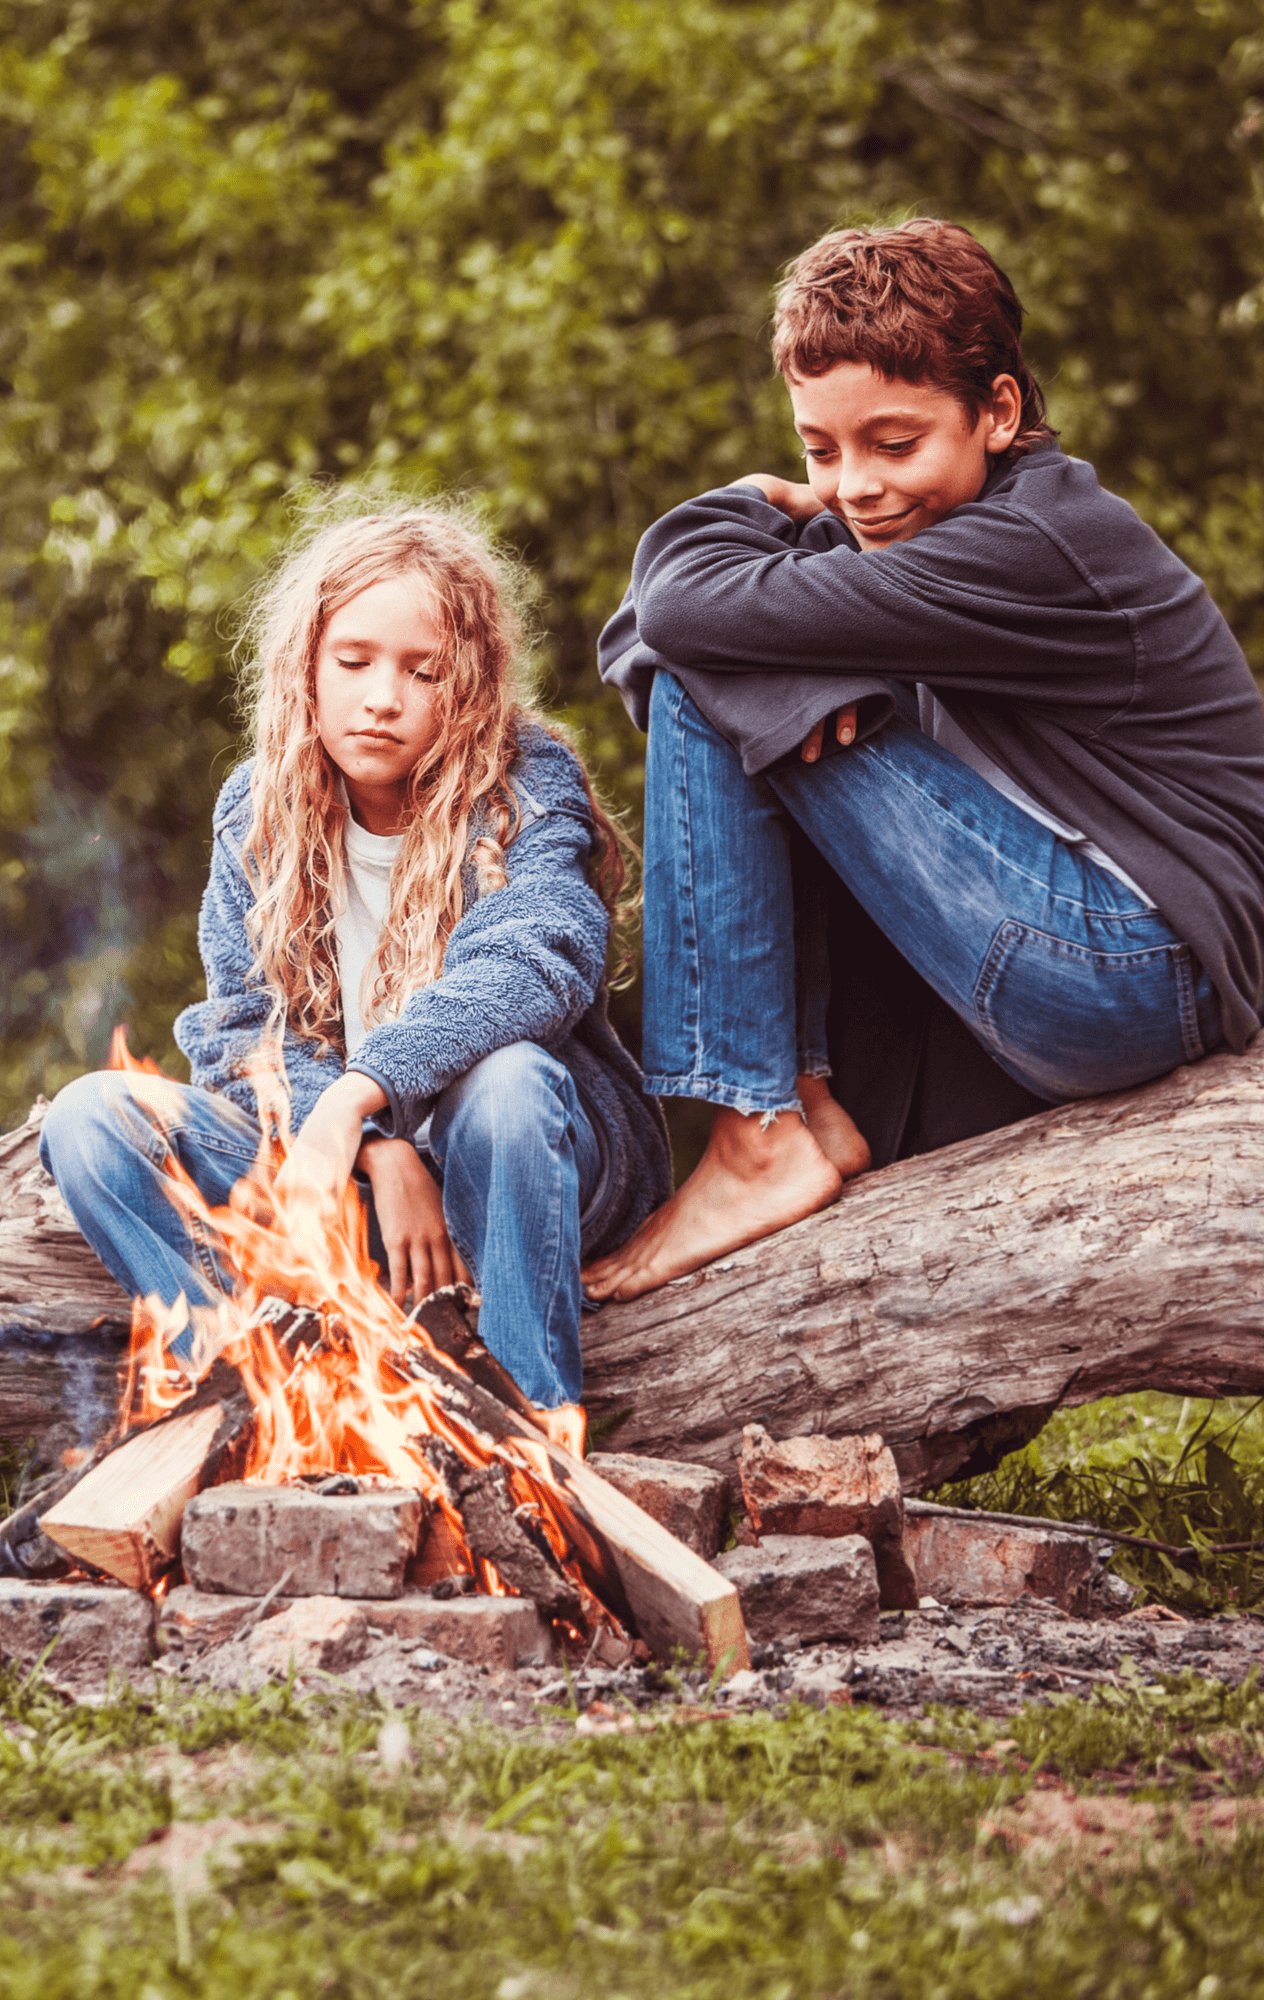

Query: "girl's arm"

xmin=174 ymin=772 xmax=348 ymax=1134
xmin=346 ymin=742 xmax=609 ymax=1139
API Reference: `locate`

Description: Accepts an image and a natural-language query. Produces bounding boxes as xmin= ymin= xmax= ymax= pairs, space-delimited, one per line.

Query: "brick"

xmin=358 ymin=1593 xmax=554 ymax=1668
xmin=713 ymin=1534 xmax=880 ymax=1647
xmin=159 ymin=1584 xmax=285 ymax=1652
xmin=182 ymin=1481 xmax=422 ymax=1599
xmin=247 ymin=1597 xmax=370 ymax=1675
xmin=738 ymin=1426 xmax=919 ymax=1609
xmin=904 ymin=1515 xmax=1096 ymax=1613
xmin=0 ymin=1577 xmax=154 ymax=1674
xmin=160 ymin=1583 xmax=554 ymax=1669
xmin=588 ymin=1452 xmax=729 ymax=1559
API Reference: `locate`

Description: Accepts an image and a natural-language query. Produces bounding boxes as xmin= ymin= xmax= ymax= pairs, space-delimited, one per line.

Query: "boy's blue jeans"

xmin=643 ymin=674 xmax=1223 ymax=1110
xmin=39 ymin=1041 xmax=601 ymax=1409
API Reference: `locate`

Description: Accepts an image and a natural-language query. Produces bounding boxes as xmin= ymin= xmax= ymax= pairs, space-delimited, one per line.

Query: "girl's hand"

xmin=358 ymin=1138 xmax=473 ymax=1304
xmin=729 ymin=474 xmax=826 ymax=523
xmin=275 ymin=1072 xmax=389 ymax=1207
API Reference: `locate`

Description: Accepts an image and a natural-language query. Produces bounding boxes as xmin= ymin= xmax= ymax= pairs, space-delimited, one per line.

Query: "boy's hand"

xmin=729 ymin=474 xmax=826 ymax=523
xmin=358 ymin=1138 xmax=472 ymax=1305
xmin=800 ymin=706 xmax=858 ymax=763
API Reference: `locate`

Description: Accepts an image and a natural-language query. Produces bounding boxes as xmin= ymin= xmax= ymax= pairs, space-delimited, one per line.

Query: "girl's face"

xmin=314 ymin=574 xmax=446 ymax=835
xmin=787 ymin=361 xmax=1021 ymax=550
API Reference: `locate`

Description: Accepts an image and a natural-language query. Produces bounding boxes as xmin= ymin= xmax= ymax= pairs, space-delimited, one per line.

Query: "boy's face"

xmin=787 ymin=362 xmax=1021 ymax=550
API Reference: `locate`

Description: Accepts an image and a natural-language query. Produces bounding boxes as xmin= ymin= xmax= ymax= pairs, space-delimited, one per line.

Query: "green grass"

xmin=933 ymin=1394 xmax=1264 ymax=1616
xmin=0 ymin=1439 xmax=31 ymax=1518
xmin=3 ymin=1665 xmax=1264 ymax=1998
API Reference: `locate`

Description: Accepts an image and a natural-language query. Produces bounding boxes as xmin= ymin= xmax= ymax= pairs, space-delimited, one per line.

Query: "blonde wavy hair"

xmin=236 ymin=495 xmax=630 ymax=1051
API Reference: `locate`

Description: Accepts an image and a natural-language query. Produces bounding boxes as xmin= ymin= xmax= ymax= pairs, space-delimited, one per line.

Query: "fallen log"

xmin=6 ymin=1041 xmax=1264 ymax=1495
xmin=581 ymin=1042 xmax=1264 ymax=1488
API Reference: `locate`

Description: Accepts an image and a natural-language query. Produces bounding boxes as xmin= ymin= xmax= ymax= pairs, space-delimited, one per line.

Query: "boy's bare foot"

xmin=581 ymin=1105 xmax=844 ymax=1304
xmin=796 ymin=1074 xmax=871 ymax=1180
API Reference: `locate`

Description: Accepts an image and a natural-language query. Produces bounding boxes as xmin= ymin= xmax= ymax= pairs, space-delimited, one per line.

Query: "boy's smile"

xmin=787 ymin=362 xmax=1022 ymax=549
xmin=315 ymin=574 xmax=446 ymax=835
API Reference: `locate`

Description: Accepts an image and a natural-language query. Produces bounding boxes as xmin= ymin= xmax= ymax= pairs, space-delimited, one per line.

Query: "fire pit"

xmin=15 ymin=1043 xmax=748 ymax=1676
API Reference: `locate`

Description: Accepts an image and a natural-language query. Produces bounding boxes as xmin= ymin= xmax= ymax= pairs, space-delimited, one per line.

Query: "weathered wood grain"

xmin=580 ymin=1044 xmax=1264 ymax=1489
xmin=0 ymin=1106 xmax=129 ymax=1473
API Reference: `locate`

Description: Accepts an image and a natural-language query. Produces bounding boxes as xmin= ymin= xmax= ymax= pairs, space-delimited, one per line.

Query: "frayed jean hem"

xmin=642 ymin=1073 xmax=803 ymax=1118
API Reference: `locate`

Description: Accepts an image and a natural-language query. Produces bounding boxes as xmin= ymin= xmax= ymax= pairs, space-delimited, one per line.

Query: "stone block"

xmin=359 ymin=1592 xmax=554 ymax=1667
xmin=738 ymin=1426 xmax=918 ymax=1609
xmin=182 ymin=1481 xmax=422 ymax=1599
xmin=247 ymin=1596 xmax=370 ymax=1675
xmin=159 ymin=1584 xmax=285 ymax=1652
xmin=588 ymin=1452 xmax=729 ymax=1559
xmin=161 ymin=1583 xmax=554 ymax=1669
xmin=0 ymin=1577 xmax=154 ymax=1674
xmin=713 ymin=1533 xmax=880 ymax=1647
xmin=904 ymin=1514 xmax=1096 ymax=1613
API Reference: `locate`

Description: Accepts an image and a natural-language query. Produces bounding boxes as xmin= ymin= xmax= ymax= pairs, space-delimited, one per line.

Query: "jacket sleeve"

xmin=348 ymin=783 xmax=609 ymax=1137
xmin=173 ymin=783 xmax=345 ymax=1131
xmin=631 ymin=483 xmax=1131 ymax=697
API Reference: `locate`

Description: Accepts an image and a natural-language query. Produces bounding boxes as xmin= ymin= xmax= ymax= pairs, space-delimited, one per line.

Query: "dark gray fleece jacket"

xmin=600 ymin=448 xmax=1264 ymax=1052
xmin=174 ymin=726 xmax=672 ymax=1259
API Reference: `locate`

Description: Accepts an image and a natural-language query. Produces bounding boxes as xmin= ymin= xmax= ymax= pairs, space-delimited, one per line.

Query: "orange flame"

xmin=107 ymin=1025 xmax=167 ymax=1076
xmin=104 ymin=1027 xmax=613 ymax=1631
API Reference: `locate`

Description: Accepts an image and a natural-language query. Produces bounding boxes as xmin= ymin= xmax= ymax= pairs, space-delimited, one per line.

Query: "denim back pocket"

xmin=972 ymin=919 xmax=1205 ymax=1100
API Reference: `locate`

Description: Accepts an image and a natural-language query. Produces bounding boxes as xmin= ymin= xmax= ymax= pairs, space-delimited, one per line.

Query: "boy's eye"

xmin=877 ymin=438 xmax=918 ymax=455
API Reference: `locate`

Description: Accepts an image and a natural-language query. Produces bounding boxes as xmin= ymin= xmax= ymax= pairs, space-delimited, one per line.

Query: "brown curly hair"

xmin=772 ymin=219 xmax=1055 ymax=457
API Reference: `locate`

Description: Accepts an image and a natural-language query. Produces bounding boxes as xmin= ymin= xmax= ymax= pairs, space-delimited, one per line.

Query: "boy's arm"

xmin=629 ymin=482 xmax=1095 ymax=691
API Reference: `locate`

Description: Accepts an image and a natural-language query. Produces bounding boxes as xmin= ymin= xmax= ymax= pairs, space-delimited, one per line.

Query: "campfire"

xmin=32 ymin=1035 xmax=748 ymax=1674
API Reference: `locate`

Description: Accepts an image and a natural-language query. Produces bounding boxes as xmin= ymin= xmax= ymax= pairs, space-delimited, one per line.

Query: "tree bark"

xmin=581 ymin=1043 xmax=1264 ymax=1489
xmin=6 ymin=1044 xmax=1264 ymax=1492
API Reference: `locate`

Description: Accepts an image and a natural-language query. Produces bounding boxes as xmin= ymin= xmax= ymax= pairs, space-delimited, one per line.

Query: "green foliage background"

xmin=4 ymin=0 xmax=1264 ymax=1120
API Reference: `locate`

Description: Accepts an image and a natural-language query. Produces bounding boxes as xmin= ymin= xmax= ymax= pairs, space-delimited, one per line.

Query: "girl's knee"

xmin=39 ymin=1070 xmax=163 ymax=1178
xmin=433 ymin=1041 xmax=570 ymax=1147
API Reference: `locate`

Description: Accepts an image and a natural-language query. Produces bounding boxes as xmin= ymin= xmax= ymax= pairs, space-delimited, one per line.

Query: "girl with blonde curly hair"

xmin=41 ymin=500 xmax=672 ymax=1424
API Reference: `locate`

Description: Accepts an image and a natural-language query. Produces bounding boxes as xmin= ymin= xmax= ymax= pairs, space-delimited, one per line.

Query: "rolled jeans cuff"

xmin=641 ymin=1072 xmax=803 ymax=1117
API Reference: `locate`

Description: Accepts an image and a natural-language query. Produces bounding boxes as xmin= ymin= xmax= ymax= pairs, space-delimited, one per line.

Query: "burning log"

xmin=420 ymin=1439 xmax=583 ymax=1623
xmin=32 ymin=1303 xmax=321 ymax=1589
xmin=38 ymin=1400 xmax=234 ymax=1592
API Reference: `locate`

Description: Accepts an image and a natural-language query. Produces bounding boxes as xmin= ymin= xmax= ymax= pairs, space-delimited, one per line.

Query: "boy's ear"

xmin=982 ymin=374 xmax=1023 ymax=454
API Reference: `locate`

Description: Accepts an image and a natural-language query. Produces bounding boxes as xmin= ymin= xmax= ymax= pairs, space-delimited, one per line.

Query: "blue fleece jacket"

xmin=174 ymin=724 xmax=672 ymax=1258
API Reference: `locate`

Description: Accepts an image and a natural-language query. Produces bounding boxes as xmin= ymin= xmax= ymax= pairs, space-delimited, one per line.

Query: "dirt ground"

xmin=46 ymin=1591 xmax=1259 ymax=1727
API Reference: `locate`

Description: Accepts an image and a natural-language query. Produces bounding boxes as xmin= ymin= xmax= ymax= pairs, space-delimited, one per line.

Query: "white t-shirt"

xmin=333 ymin=797 xmax=402 ymax=1052
xmin=917 ymin=686 xmax=1153 ymax=906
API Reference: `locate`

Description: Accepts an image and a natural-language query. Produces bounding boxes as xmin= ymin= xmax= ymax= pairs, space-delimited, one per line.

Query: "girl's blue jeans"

xmin=39 ymin=1041 xmax=601 ymax=1409
xmin=643 ymin=673 xmax=1223 ymax=1111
